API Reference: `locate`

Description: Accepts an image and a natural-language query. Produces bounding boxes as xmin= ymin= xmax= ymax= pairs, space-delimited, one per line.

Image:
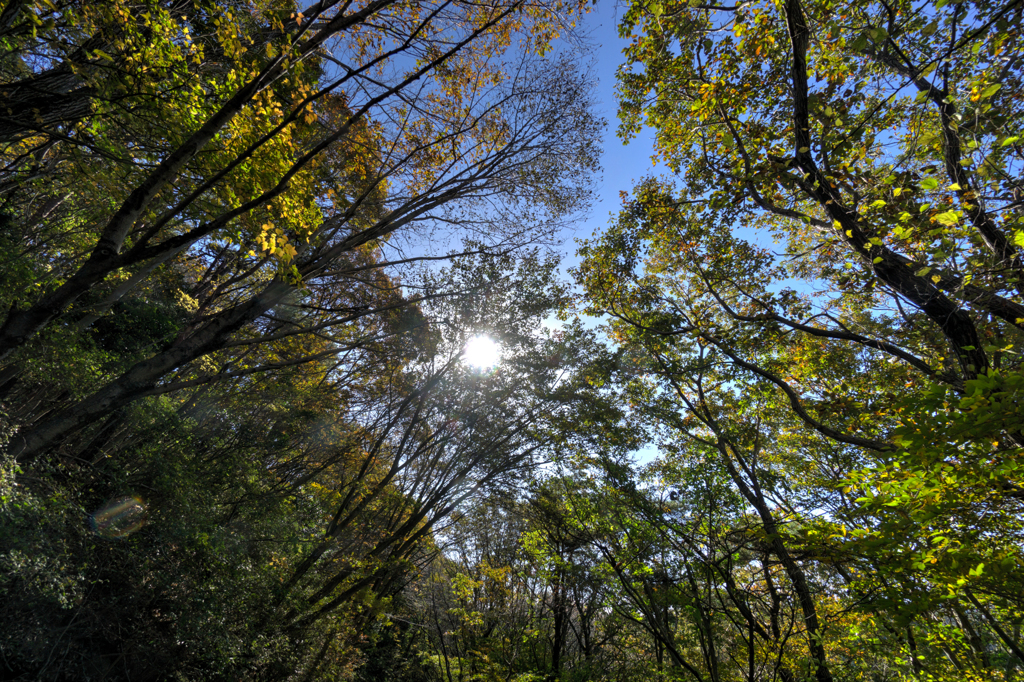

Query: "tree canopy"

xmin=2 ymin=0 xmax=1023 ymax=679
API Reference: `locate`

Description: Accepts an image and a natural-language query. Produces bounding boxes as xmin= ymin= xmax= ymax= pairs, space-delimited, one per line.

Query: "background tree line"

xmin=2 ymin=0 xmax=1023 ymax=679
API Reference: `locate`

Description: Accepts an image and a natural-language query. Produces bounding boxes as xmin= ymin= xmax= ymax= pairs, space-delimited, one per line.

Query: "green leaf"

xmin=980 ymin=83 xmax=1001 ymax=99
xmin=919 ymin=177 xmax=939 ymax=190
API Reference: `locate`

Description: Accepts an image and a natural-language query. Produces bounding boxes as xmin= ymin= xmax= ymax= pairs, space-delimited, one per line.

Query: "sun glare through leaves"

xmin=463 ymin=335 xmax=501 ymax=368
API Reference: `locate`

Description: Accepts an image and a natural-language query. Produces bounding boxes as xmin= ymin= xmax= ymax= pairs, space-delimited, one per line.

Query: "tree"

xmin=573 ymin=0 xmax=1024 ymax=677
xmin=0 ymin=0 xmax=603 ymax=676
xmin=0 ymin=248 xmax=610 ymax=680
xmin=0 ymin=0 xmax=600 ymax=465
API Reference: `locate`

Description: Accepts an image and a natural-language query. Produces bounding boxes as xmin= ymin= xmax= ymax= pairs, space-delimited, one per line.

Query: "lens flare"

xmin=91 ymin=495 xmax=147 ymax=539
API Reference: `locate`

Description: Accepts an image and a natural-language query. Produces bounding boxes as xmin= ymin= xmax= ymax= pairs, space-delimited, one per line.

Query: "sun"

xmin=463 ymin=335 xmax=501 ymax=368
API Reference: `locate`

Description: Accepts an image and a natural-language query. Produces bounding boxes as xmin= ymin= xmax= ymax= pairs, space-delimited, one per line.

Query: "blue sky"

xmin=557 ymin=6 xmax=669 ymax=465
xmin=560 ymin=3 xmax=663 ymax=271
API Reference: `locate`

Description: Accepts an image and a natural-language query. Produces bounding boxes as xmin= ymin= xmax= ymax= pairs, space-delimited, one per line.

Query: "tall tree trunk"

xmin=551 ymin=573 xmax=565 ymax=679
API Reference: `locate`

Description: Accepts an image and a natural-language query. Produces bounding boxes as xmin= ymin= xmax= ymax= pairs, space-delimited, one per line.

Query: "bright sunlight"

xmin=463 ymin=335 xmax=501 ymax=368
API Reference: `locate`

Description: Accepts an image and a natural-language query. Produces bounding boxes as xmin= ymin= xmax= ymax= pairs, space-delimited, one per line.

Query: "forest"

xmin=0 ymin=0 xmax=1021 ymax=679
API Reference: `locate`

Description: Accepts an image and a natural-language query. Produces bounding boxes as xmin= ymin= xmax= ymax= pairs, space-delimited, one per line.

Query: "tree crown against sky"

xmin=2 ymin=0 xmax=1024 ymax=680
xmin=0 ymin=0 xmax=602 ymax=460
xmin=0 ymin=0 xmax=610 ymax=678
xmin=570 ymin=0 xmax=1024 ymax=679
